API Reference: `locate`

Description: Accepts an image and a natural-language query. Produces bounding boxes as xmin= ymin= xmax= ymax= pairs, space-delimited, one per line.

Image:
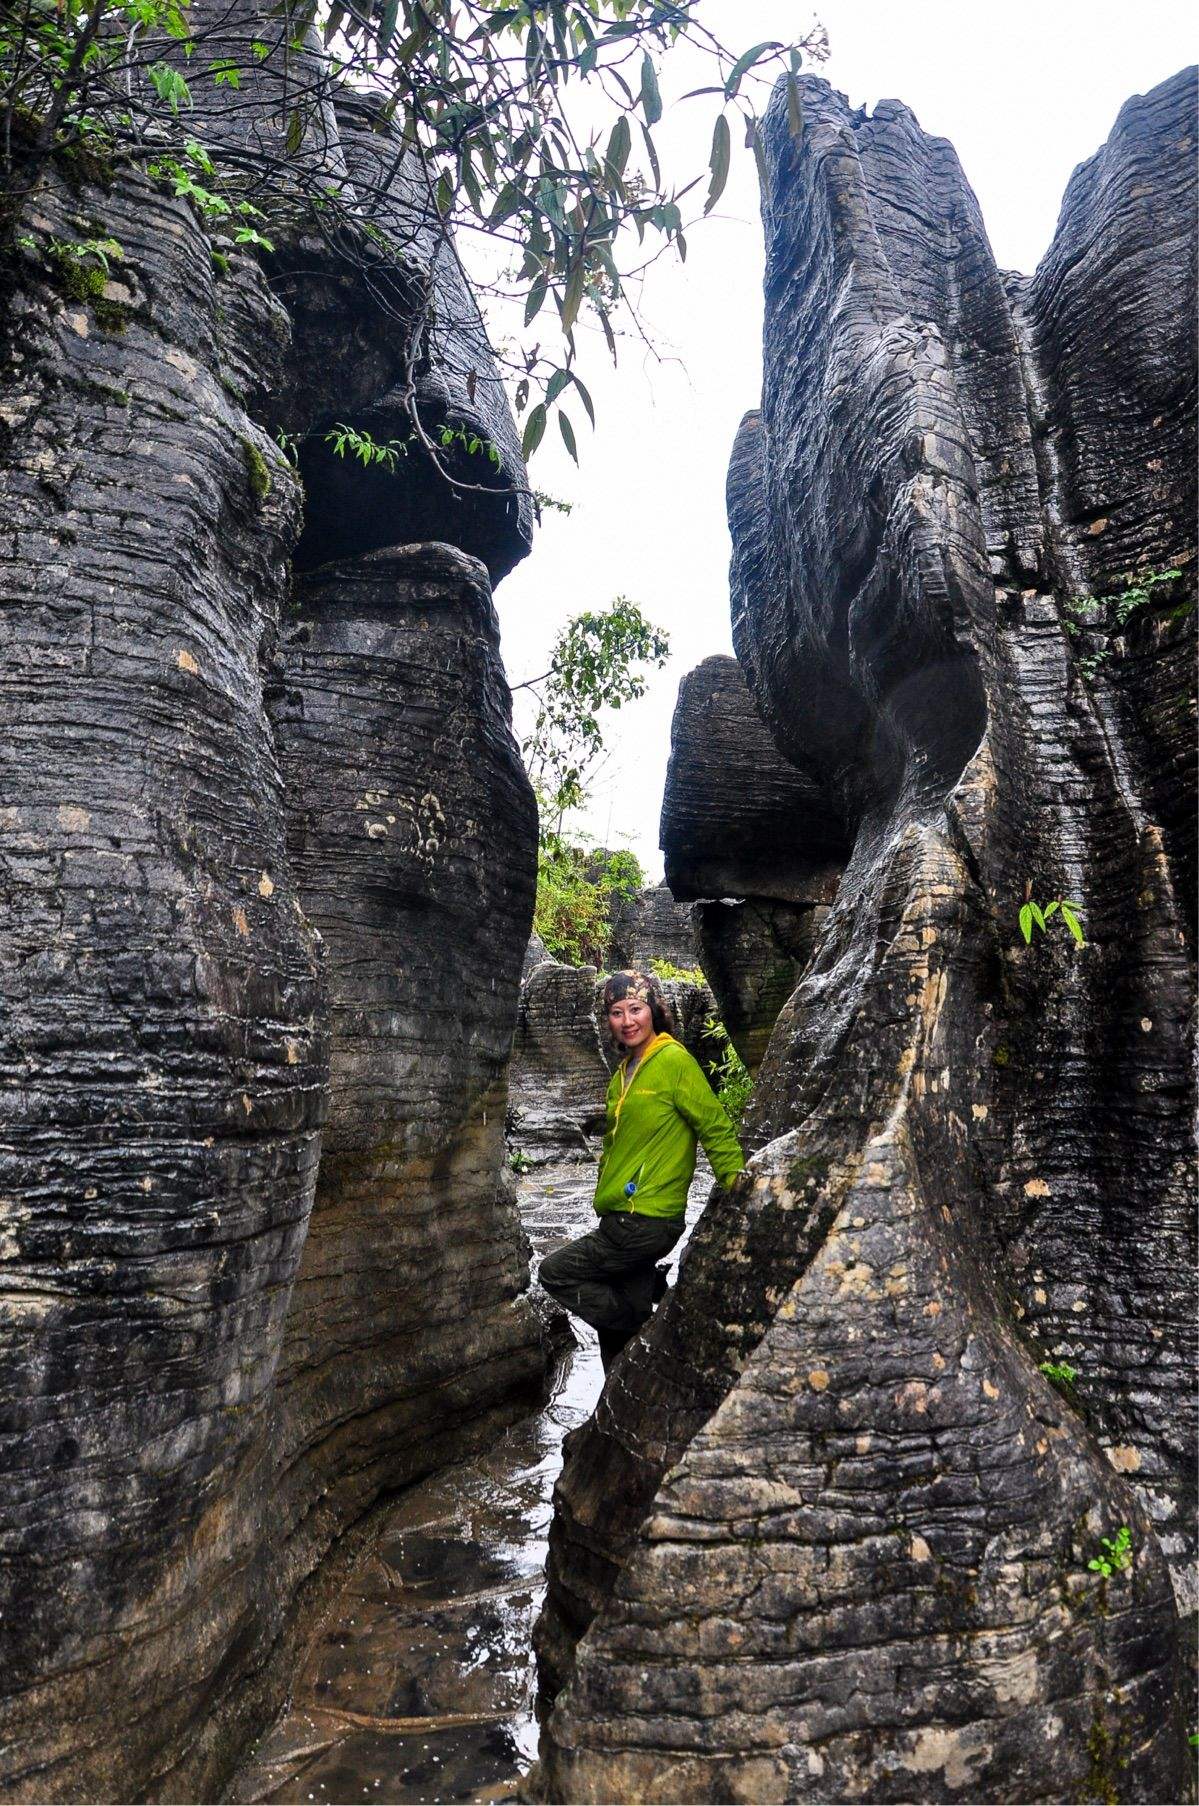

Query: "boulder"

xmin=534 ymin=68 xmax=1195 ymax=1804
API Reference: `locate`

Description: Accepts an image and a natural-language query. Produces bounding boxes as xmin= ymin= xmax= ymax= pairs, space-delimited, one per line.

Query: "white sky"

xmin=487 ymin=0 xmax=1196 ymax=879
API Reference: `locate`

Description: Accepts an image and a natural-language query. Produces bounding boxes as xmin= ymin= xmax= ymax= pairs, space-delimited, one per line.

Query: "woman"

xmin=538 ymin=969 xmax=745 ymax=1372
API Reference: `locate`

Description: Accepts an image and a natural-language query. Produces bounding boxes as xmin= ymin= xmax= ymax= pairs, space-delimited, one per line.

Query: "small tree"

xmin=516 ymin=595 xmax=666 ymax=965
xmin=1 ymin=0 xmax=826 ymax=465
xmin=518 ymin=594 xmax=669 ymax=832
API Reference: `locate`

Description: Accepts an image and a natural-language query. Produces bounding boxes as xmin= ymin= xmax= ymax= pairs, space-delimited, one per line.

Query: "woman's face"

xmin=607 ymin=996 xmax=654 ymax=1052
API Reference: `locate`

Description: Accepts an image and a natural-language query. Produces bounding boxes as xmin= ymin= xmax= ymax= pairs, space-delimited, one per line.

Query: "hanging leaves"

xmin=723 ymin=40 xmax=778 ymax=100
xmin=639 ymin=51 xmax=662 ymax=124
xmin=559 ymin=411 xmax=578 ymax=464
xmin=521 ymin=402 xmax=547 ymax=460
xmin=13 ymin=0 xmax=830 ymax=476
xmin=706 ymin=112 xmax=731 ymax=213
xmin=560 ymin=257 xmax=586 ymax=334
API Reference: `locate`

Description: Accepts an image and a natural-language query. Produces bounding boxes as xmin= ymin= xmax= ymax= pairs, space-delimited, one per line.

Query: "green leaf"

xmin=1060 ymin=904 xmax=1086 ymax=946
xmin=640 ymin=121 xmax=661 ymax=188
xmin=605 ymin=114 xmax=631 ymax=182
xmin=1043 ymin=900 xmax=1060 ymax=919
xmin=571 ymin=372 xmax=595 ymax=428
xmin=748 ymin=118 xmax=769 ymax=192
xmin=148 ymin=63 xmax=192 ymax=113
xmin=285 ymin=108 xmax=303 ymax=154
xmin=489 ymin=183 xmax=523 ymax=227
xmin=786 ymin=73 xmax=804 ymax=140
xmin=560 ymin=258 xmax=585 ymax=335
xmin=521 ymin=403 xmax=547 ymax=460
xmin=1029 ymin=902 xmax=1046 ymax=933
xmin=435 ymin=172 xmax=453 ymax=217
xmin=524 ymin=271 xmax=549 ymax=325
xmin=546 ymin=367 xmax=570 ymax=406
xmin=724 ymin=39 xmax=776 ymax=100
xmin=1019 ymin=903 xmax=1033 ymax=945
xmin=639 ymin=51 xmax=662 ymax=124
xmin=377 ymin=0 xmax=399 ymax=51
xmin=705 ymin=112 xmax=731 ymax=213
xmin=558 ymin=410 xmax=578 ymax=464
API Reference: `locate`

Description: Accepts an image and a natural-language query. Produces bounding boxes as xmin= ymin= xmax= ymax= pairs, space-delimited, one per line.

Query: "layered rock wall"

xmin=0 ymin=13 xmax=546 ymax=1797
xmin=270 ymin=541 xmax=544 ymax=1614
xmin=534 ymin=68 xmax=1196 ymax=1804
xmin=661 ymin=655 xmax=844 ymax=1071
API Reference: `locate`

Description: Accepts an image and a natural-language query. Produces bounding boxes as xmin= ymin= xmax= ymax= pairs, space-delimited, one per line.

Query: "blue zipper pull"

xmin=624 ymin=1180 xmax=637 ymax=1198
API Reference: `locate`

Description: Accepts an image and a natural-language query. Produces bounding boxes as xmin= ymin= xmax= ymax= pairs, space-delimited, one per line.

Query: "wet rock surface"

xmin=269 ymin=540 xmax=546 ymax=1666
xmin=0 ymin=10 xmax=546 ymax=1797
xmin=228 ymin=1163 xmax=710 ymax=1806
xmin=534 ymin=69 xmax=1195 ymax=1804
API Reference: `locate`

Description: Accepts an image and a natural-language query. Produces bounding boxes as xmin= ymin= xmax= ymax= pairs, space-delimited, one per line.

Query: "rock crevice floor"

xmin=228 ymin=1161 xmax=708 ymax=1805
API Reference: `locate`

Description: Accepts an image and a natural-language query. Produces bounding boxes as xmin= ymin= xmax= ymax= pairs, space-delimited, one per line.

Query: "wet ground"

xmin=228 ymin=1161 xmax=706 ymax=1806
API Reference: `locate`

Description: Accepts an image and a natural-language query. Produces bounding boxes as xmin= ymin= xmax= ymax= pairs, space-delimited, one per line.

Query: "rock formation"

xmin=661 ymin=655 xmax=845 ymax=1071
xmin=0 ymin=11 xmax=548 ymax=1799
xmin=510 ymin=963 xmax=613 ymax=1165
xmin=534 ymin=68 xmax=1196 ymax=1804
xmin=610 ymin=881 xmax=700 ymax=973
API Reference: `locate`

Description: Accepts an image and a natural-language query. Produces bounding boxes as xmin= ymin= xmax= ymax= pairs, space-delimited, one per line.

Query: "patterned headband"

xmin=604 ymin=970 xmax=657 ymax=1006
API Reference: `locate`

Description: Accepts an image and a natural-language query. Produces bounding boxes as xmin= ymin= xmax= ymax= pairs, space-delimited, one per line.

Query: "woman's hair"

xmin=601 ymin=969 xmax=676 ymax=1043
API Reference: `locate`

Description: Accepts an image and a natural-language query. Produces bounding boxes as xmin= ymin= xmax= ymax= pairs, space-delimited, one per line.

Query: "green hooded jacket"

xmin=593 ymin=1033 xmax=745 ymax=1219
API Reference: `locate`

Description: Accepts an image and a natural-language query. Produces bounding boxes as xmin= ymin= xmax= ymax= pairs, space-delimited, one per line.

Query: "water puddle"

xmin=229 ymin=1163 xmax=706 ymax=1805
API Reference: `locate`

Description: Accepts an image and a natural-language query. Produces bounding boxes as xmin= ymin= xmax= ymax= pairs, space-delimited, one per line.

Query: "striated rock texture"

xmin=0 ymin=11 xmax=545 ymax=1800
xmin=269 ymin=539 xmax=544 ymax=1649
xmin=534 ymin=69 xmax=1196 ymax=1805
xmin=510 ymin=963 xmax=613 ymax=1166
xmin=661 ymin=655 xmax=844 ymax=1072
xmin=610 ymin=881 xmax=701 ymax=973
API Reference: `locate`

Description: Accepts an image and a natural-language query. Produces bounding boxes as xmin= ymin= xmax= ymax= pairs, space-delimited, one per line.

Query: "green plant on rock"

xmin=324 ymin=422 xmax=407 ymax=471
xmin=240 ymin=436 xmax=271 ymax=501
xmin=1019 ymin=891 xmax=1085 ymax=947
xmin=534 ymin=832 xmax=643 ymax=970
xmin=1088 ymin=1525 xmax=1134 ymax=1579
xmin=704 ymin=1014 xmax=752 ymax=1131
xmin=44 ymin=231 xmax=122 ymax=299
xmin=438 ymin=420 xmax=501 ymax=470
xmin=1039 ymin=1360 xmax=1078 ymax=1389
xmin=648 ymin=958 xmax=704 ymax=985
xmin=1062 ymin=567 xmax=1185 ymax=681
xmin=508 ymin=1148 xmax=532 ymax=1175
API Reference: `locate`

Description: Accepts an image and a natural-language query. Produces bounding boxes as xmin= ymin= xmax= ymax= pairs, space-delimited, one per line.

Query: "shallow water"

xmin=229 ymin=1162 xmax=706 ymax=1806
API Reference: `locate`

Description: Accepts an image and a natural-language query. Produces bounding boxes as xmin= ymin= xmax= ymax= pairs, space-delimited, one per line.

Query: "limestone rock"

xmin=610 ymin=882 xmax=700 ymax=973
xmin=661 ymin=656 xmax=843 ymax=1071
xmin=535 ymin=69 xmax=1195 ymax=1804
xmin=509 ymin=964 xmax=611 ymax=1166
xmin=661 ymin=655 xmax=844 ymax=907
xmin=269 ymin=540 xmax=545 ymax=1633
xmin=0 ymin=15 xmax=544 ymax=1796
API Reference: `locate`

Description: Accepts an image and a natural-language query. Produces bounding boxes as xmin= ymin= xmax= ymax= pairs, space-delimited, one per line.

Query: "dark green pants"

xmin=539 ymin=1210 xmax=684 ymax=1341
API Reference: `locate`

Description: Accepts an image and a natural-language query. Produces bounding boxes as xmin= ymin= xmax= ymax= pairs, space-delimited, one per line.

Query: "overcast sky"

xmin=486 ymin=0 xmax=1195 ymax=879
